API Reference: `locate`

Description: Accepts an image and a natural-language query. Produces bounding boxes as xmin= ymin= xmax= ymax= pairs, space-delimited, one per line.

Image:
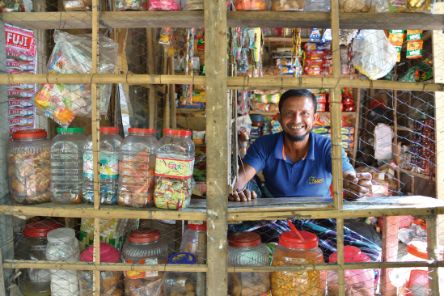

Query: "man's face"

xmin=278 ymin=96 xmax=316 ymax=142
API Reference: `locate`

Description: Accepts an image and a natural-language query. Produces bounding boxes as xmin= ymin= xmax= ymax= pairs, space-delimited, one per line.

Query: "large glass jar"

xmin=271 ymin=230 xmax=325 ymax=296
xmin=118 ymin=128 xmax=158 ymax=208
xmin=154 ymin=129 xmax=195 ymax=210
xmin=305 ymin=0 xmax=330 ymax=11
xmin=83 ymin=126 xmax=122 ymax=205
xmin=182 ymin=0 xmax=203 ymax=10
xmin=179 ymin=222 xmax=207 ymax=263
xmin=51 ymin=127 xmax=85 ymax=204
xmin=122 ymin=229 xmax=168 ymax=296
xmin=16 ymin=220 xmax=62 ymax=296
xmin=328 ymin=246 xmax=375 ymax=296
xmin=79 ymin=243 xmax=123 ymax=296
xmin=228 ymin=232 xmax=270 ymax=296
xmin=234 ymin=0 xmax=269 ymax=10
xmin=46 ymin=228 xmax=80 ymax=296
xmin=148 ymin=0 xmax=180 ymax=10
xmin=8 ymin=129 xmax=51 ymax=204
xmin=114 ymin=0 xmax=146 ymax=10
xmin=164 ymin=252 xmax=198 ymax=295
xmin=63 ymin=0 xmax=92 ymax=10
xmin=271 ymin=0 xmax=304 ymax=11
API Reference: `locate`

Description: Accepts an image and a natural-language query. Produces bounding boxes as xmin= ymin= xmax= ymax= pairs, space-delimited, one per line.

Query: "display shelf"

xmin=399 ymin=168 xmax=435 ymax=180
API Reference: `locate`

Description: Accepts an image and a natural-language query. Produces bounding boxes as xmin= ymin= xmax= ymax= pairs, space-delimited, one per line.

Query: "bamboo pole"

xmin=426 ymin=217 xmax=439 ymax=295
xmin=147 ymin=28 xmax=157 ymax=129
xmin=0 ymin=251 xmax=5 ymax=296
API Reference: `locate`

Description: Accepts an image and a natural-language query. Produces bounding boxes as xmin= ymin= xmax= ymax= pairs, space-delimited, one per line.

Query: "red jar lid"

xmin=187 ymin=222 xmax=207 ymax=231
xmin=171 ymin=129 xmax=181 ymax=137
xmin=278 ymin=231 xmax=318 ymax=249
xmin=23 ymin=220 xmax=63 ymax=238
xmin=128 ymin=229 xmax=160 ymax=244
xmin=80 ymin=242 xmax=120 ymax=263
xmin=163 ymin=128 xmax=174 ymax=136
xmin=12 ymin=129 xmax=47 ymax=140
xmin=329 ymin=246 xmax=371 ymax=263
xmin=228 ymin=232 xmax=261 ymax=248
xmin=179 ymin=130 xmax=192 ymax=138
xmin=100 ymin=126 xmax=119 ymax=135
xmin=128 ymin=128 xmax=156 ymax=135
xmin=406 ymin=241 xmax=428 ymax=260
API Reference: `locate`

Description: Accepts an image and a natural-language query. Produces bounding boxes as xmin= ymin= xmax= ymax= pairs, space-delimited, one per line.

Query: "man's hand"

xmin=228 ymin=189 xmax=257 ymax=202
xmin=343 ymin=172 xmax=372 ymax=201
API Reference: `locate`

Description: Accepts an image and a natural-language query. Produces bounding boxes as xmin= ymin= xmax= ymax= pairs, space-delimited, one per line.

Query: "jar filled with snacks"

xmin=83 ymin=127 xmax=122 ymax=205
xmin=182 ymin=0 xmax=203 ymax=10
xmin=16 ymin=220 xmax=62 ymax=296
xmin=339 ymin=0 xmax=372 ymax=12
xmin=114 ymin=0 xmax=147 ymax=10
xmin=154 ymin=130 xmax=195 ymax=210
xmin=122 ymin=229 xmax=168 ymax=296
xmin=118 ymin=128 xmax=158 ymax=208
xmin=180 ymin=222 xmax=207 ymax=263
xmin=228 ymin=232 xmax=271 ymax=296
xmin=79 ymin=243 xmax=123 ymax=296
xmin=234 ymin=0 xmax=269 ymax=10
xmin=51 ymin=127 xmax=86 ymax=204
xmin=271 ymin=0 xmax=304 ymax=11
xmin=63 ymin=0 xmax=92 ymax=10
xmin=164 ymin=252 xmax=199 ymax=295
xmin=148 ymin=0 xmax=180 ymax=10
xmin=271 ymin=226 xmax=325 ymax=296
xmin=8 ymin=129 xmax=51 ymax=204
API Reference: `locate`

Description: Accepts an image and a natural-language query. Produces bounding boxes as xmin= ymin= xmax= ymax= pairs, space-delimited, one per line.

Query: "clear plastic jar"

xmin=8 ymin=129 xmax=51 ymax=204
xmin=271 ymin=230 xmax=325 ymax=296
xmin=180 ymin=222 xmax=207 ymax=264
xmin=305 ymin=0 xmax=330 ymax=11
xmin=228 ymin=232 xmax=270 ymax=296
xmin=16 ymin=220 xmax=62 ymax=296
xmin=154 ymin=129 xmax=195 ymax=210
xmin=328 ymin=246 xmax=375 ymax=296
xmin=83 ymin=127 xmax=122 ymax=205
xmin=271 ymin=0 xmax=304 ymax=11
xmin=182 ymin=0 xmax=203 ymax=10
xmin=118 ymin=128 xmax=158 ymax=208
xmin=114 ymin=0 xmax=147 ymax=10
xmin=79 ymin=243 xmax=123 ymax=296
xmin=46 ymin=228 xmax=80 ymax=296
xmin=63 ymin=0 xmax=92 ymax=10
xmin=164 ymin=252 xmax=198 ymax=295
xmin=51 ymin=127 xmax=86 ymax=204
xmin=234 ymin=0 xmax=269 ymax=10
xmin=148 ymin=0 xmax=180 ymax=10
xmin=122 ymin=229 xmax=168 ymax=296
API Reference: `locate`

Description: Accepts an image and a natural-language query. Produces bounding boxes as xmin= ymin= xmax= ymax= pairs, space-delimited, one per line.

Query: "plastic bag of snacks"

xmin=234 ymin=0 xmax=269 ymax=10
xmin=182 ymin=0 xmax=203 ymax=10
xmin=374 ymin=0 xmax=434 ymax=12
xmin=114 ymin=0 xmax=147 ymax=10
xmin=148 ymin=0 xmax=180 ymax=10
xmin=63 ymin=0 xmax=92 ymax=10
xmin=339 ymin=0 xmax=373 ymax=12
xmin=271 ymin=0 xmax=304 ymax=11
xmin=35 ymin=31 xmax=117 ymax=126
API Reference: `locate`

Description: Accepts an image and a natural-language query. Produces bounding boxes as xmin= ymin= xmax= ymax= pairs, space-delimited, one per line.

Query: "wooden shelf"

xmin=176 ymin=108 xmax=205 ymax=114
xmin=2 ymin=11 xmax=444 ymax=30
xmin=399 ymin=168 xmax=435 ymax=181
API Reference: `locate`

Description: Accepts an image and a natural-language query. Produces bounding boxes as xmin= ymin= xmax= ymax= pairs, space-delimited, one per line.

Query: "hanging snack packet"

xmin=406 ymin=30 xmax=423 ymax=59
xmin=388 ymin=30 xmax=405 ymax=62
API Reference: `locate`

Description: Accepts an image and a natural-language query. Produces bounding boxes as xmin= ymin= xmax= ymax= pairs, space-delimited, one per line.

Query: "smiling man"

xmin=230 ymin=89 xmax=372 ymax=202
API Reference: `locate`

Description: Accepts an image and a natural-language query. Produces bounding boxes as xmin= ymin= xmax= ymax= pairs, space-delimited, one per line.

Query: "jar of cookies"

xmin=79 ymin=243 xmax=123 ymax=296
xmin=164 ymin=252 xmax=198 ymax=296
xmin=8 ymin=129 xmax=51 ymax=204
xmin=271 ymin=0 xmax=304 ymax=11
xmin=234 ymin=0 xmax=270 ymax=10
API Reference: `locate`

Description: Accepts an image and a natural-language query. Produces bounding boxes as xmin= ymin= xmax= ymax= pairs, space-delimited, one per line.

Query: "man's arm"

xmin=229 ymin=163 xmax=258 ymax=202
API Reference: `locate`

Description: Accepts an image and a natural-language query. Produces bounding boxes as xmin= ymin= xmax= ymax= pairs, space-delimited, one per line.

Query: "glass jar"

xmin=271 ymin=0 xmax=304 ymax=11
xmin=63 ymin=0 xmax=92 ymax=10
xmin=79 ymin=243 xmax=123 ymax=296
xmin=118 ymin=128 xmax=158 ymax=208
xmin=16 ymin=220 xmax=62 ymax=296
xmin=83 ymin=126 xmax=122 ymax=205
xmin=228 ymin=232 xmax=270 ymax=296
xmin=304 ymin=0 xmax=330 ymax=11
xmin=46 ymin=228 xmax=80 ymax=296
xmin=122 ymin=229 xmax=168 ymax=296
xmin=234 ymin=0 xmax=269 ymax=10
xmin=154 ymin=129 xmax=195 ymax=210
xmin=164 ymin=252 xmax=198 ymax=295
xmin=271 ymin=230 xmax=325 ymax=296
xmin=182 ymin=0 xmax=203 ymax=10
xmin=148 ymin=0 xmax=180 ymax=10
xmin=51 ymin=127 xmax=86 ymax=204
xmin=8 ymin=129 xmax=51 ymax=204
xmin=180 ymin=222 xmax=207 ymax=263
xmin=328 ymin=246 xmax=375 ymax=296
xmin=114 ymin=0 xmax=147 ymax=10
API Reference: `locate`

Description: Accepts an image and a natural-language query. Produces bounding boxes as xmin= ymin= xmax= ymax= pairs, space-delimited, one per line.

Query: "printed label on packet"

xmin=99 ymin=151 xmax=119 ymax=179
xmin=155 ymin=157 xmax=194 ymax=179
xmin=9 ymin=98 xmax=34 ymax=108
xmin=125 ymin=258 xmax=158 ymax=279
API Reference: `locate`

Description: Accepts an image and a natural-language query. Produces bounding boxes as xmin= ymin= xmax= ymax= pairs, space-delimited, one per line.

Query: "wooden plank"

xmin=380 ymin=216 xmax=399 ymax=296
xmin=146 ymin=28 xmax=157 ymax=129
xmin=0 ymin=250 xmax=5 ymax=296
xmin=426 ymin=216 xmax=439 ymax=296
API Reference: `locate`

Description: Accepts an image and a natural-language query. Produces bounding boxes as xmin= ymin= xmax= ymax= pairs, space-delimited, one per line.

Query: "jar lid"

xmin=179 ymin=130 xmax=192 ymax=138
xmin=12 ymin=129 xmax=47 ymax=140
xmin=47 ymin=228 xmax=76 ymax=243
xmin=228 ymin=232 xmax=261 ymax=248
xmin=128 ymin=128 xmax=156 ymax=135
xmin=167 ymin=252 xmax=196 ymax=264
xmin=278 ymin=230 xmax=318 ymax=249
xmin=56 ymin=127 xmax=85 ymax=134
xmin=171 ymin=129 xmax=181 ymax=136
xmin=128 ymin=229 xmax=160 ymax=243
xmin=329 ymin=246 xmax=371 ymax=263
xmin=187 ymin=222 xmax=207 ymax=231
xmin=100 ymin=126 xmax=119 ymax=135
xmin=23 ymin=220 xmax=63 ymax=238
xmin=80 ymin=243 xmax=120 ymax=263
xmin=163 ymin=128 xmax=174 ymax=136
xmin=406 ymin=241 xmax=428 ymax=260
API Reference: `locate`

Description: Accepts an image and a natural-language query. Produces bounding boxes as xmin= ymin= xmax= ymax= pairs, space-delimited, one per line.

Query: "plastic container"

xmin=234 ymin=0 xmax=269 ymax=10
xmin=328 ymin=246 xmax=375 ymax=296
xmin=63 ymin=0 xmax=92 ymax=10
xmin=164 ymin=252 xmax=199 ymax=295
xmin=154 ymin=129 xmax=195 ymax=210
xmin=180 ymin=222 xmax=207 ymax=264
xmin=46 ymin=228 xmax=80 ymax=296
xmin=228 ymin=232 xmax=271 ymax=296
xmin=182 ymin=0 xmax=203 ymax=10
xmin=271 ymin=0 xmax=304 ymax=11
xmin=118 ymin=128 xmax=158 ymax=208
xmin=114 ymin=0 xmax=146 ymax=10
xmin=339 ymin=0 xmax=372 ymax=12
xmin=79 ymin=243 xmax=123 ymax=296
xmin=271 ymin=230 xmax=325 ymax=296
xmin=122 ymin=229 xmax=168 ymax=296
xmin=83 ymin=127 xmax=122 ymax=205
xmin=148 ymin=0 xmax=180 ymax=10
xmin=305 ymin=0 xmax=330 ymax=11
xmin=16 ymin=220 xmax=62 ymax=296
xmin=51 ymin=127 xmax=85 ymax=204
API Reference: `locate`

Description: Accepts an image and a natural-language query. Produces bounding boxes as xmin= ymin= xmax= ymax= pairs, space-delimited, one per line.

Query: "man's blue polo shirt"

xmin=243 ymin=132 xmax=354 ymax=198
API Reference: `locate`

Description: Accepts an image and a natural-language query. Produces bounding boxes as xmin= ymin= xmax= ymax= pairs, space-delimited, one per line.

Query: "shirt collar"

xmin=274 ymin=132 xmax=316 ymax=161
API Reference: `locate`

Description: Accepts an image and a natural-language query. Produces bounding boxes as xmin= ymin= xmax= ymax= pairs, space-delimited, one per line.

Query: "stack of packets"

xmin=388 ymin=29 xmax=423 ymax=62
xmin=251 ymin=90 xmax=280 ymax=113
xmin=303 ymin=29 xmax=332 ymax=76
xmin=5 ymin=24 xmax=37 ymax=134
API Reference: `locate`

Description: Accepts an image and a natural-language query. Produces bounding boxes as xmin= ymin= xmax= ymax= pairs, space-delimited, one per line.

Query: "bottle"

xmin=51 ymin=127 xmax=85 ymax=204
xmin=180 ymin=222 xmax=207 ymax=263
xmin=83 ymin=127 xmax=122 ymax=204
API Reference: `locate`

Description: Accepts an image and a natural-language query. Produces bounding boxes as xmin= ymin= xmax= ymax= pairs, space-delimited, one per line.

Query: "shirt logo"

xmin=309 ymin=177 xmax=324 ymax=184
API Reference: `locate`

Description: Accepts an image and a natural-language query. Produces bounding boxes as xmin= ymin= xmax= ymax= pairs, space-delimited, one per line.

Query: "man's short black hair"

xmin=278 ymin=89 xmax=317 ymax=114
